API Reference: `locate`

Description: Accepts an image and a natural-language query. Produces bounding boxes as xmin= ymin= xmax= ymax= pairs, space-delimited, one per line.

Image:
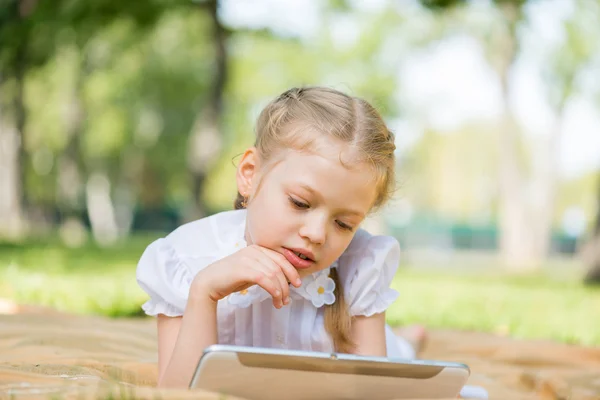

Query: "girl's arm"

xmin=156 ymin=285 xmax=218 ymax=387
xmin=154 ymin=245 xmax=301 ymax=388
xmin=349 ymin=312 xmax=387 ymax=357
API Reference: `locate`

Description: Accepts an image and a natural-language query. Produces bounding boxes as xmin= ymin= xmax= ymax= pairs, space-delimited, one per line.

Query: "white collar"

xmin=225 ymin=210 xmax=339 ymax=308
xmin=227 ymin=264 xmax=338 ymax=309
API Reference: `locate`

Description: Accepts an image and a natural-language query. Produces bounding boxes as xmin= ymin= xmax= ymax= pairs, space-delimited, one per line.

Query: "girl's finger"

xmin=241 ymin=267 xmax=282 ymax=306
xmin=264 ymin=259 xmax=290 ymax=306
xmin=247 ymin=259 xmax=285 ymax=308
xmin=254 ymin=261 xmax=287 ymax=308
xmin=257 ymin=247 xmax=302 ymax=288
xmin=247 ymin=247 xmax=288 ymax=302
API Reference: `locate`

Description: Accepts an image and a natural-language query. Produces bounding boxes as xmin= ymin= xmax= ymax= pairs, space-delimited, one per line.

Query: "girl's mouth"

xmin=282 ymin=248 xmax=314 ymax=269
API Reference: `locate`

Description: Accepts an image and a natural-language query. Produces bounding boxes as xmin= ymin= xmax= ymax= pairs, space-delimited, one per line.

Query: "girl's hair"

xmin=234 ymin=86 xmax=396 ymax=353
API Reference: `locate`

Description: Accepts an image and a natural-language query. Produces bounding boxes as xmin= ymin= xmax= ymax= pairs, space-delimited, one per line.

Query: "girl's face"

xmin=237 ymin=141 xmax=379 ymax=278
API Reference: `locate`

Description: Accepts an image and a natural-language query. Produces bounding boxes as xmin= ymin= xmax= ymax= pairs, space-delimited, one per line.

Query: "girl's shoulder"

xmin=135 ymin=209 xmax=247 ymax=317
xmin=163 ymin=209 xmax=247 ymax=258
xmin=342 ymin=228 xmax=400 ymax=258
xmin=336 ymin=229 xmax=401 ymax=317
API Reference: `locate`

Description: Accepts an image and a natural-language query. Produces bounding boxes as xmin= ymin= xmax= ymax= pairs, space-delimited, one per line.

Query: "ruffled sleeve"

xmin=336 ymin=231 xmax=401 ymax=317
xmin=136 ymin=238 xmax=195 ymax=317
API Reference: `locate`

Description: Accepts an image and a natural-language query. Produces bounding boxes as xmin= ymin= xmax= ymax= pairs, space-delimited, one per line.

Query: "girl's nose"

xmin=299 ymin=215 xmax=326 ymax=245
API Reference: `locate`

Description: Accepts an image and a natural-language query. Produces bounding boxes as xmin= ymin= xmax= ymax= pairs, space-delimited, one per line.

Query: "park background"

xmin=1 ymin=0 xmax=600 ymax=354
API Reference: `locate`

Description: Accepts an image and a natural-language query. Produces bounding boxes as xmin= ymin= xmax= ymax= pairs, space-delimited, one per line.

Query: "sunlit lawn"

xmin=1 ymin=237 xmax=598 ymax=346
xmin=0 ymin=236 xmax=157 ymax=317
xmin=387 ymin=266 xmax=599 ymax=346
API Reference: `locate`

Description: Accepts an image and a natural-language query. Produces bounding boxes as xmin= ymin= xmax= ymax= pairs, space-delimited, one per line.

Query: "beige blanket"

xmin=0 ymin=302 xmax=598 ymax=400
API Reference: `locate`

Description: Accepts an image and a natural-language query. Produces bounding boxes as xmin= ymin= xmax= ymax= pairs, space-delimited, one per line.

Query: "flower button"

xmin=305 ymin=273 xmax=336 ymax=308
xmin=228 ymin=288 xmax=258 ymax=308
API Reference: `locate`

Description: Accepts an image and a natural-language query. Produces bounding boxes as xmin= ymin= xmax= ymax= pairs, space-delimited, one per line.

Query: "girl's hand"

xmin=190 ymin=245 xmax=302 ymax=309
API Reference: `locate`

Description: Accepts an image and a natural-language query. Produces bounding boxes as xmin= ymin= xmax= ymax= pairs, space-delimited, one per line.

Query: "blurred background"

xmin=1 ymin=0 xmax=599 ymax=346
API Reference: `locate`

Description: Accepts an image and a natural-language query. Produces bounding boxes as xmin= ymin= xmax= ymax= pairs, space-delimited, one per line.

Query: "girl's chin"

xmin=296 ymin=266 xmax=322 ymax=279
xmin=296 ymin=269 xmax=311 ymax=279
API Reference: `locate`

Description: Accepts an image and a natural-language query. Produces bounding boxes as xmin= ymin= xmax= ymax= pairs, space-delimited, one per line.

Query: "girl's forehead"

xmin=275 ymin=144 xmax=365 ymax=173
xmin=269 ymin=147 xmax=379 ymax=211
xmin=283 ymin=136 xmax=364 ymax=164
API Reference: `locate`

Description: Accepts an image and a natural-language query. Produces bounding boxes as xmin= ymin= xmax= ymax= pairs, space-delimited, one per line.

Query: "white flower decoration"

xmin=305 ymin=273 xmax=336 ymax=308
xmin=228 ymin=288 xmax=259 ymax=308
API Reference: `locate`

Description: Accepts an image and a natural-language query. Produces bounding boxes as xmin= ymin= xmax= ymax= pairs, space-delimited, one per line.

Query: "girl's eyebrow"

xmin=298 ymin=183 xmax=365 ymax=218
xmin=298 ymin=183 xmax=317 ymax=195
xmin=341 ymin=209 xmax=366 ymax=218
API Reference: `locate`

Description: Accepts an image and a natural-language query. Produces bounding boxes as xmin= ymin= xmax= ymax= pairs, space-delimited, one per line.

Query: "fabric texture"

xmin=136 ymin=209 xmax=411 ymax=357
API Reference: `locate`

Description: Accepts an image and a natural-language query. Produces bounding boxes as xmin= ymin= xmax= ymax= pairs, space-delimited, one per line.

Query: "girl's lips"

xmin=283 ymin=248 xmax=314 ymax=269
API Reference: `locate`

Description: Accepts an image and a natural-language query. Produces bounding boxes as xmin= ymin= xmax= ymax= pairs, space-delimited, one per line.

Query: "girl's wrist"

xmin=188 ymin=278 xmax=218 ymax=306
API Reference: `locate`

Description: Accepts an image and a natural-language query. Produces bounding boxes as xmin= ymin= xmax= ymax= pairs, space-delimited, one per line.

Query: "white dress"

xmin=136 ymin=209 xmax=416 ymax=359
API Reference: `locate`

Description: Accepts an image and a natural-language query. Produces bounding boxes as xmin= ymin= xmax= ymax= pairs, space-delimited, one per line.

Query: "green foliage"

xmin=419 ymin=0 xmax=529 ymax=11
xmin=401 ymin=126 xmax=501 ymax=222
xmin=0 ymin=0 xmax=186 ymax=74
xmin=1 ymin=238 xmax=597 ymax=346
xmin=419 ymin=0 xmax=467 ymax=11
xmin=387 ymin=266 xmax=600 ymax=346
xmin=0 ymin=0 xmax=597 ymax=262
xmin=555 ymin=171 xmax=599 ymax=232
xmin=204 ymin=5 xmax=406 ymax=210
xmin=0 ymin=1 xmax=50 ymax=71
xmin=0 ymin=236 xmax=158 ymax=317
xmin=541 ymin=0 xmax=600 ymax=110
xmin=18 ymin=5 xmax=216 ymax=209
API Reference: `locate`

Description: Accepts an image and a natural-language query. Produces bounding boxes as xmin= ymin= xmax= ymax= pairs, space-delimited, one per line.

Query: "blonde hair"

xmin=234 ymin=87 xmax=396 ymax=353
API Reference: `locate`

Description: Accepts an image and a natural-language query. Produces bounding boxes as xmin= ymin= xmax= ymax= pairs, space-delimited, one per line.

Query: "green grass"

xmin=1 ymin=237 xmax=599 ymax=346
xmin=0 ymin=235 xmax=159 ymax=317
xmin=387 ymin=268 xmax=600 ymax=346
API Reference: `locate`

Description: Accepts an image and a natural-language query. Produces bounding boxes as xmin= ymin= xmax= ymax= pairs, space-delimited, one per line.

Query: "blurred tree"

xmin=584 ymin=174 xmax=600 ymax=284
xmin=532 ymin=0 xmax=600 ymax=269
xmin=420 ymin=0 xmax=599 ymax=270
xmin=1 ymin=0 xmax=211 ymax=244
xmin=402 ymin=124 xmax=499 ymax=223
xmin=113 ymin=8 xmax=214 ymax=233
xmin=419 ymin=0 xmax=534 ymax=270
xmin=69 ymin=4 xmax=215 ymax=242
xmin=0 ymin=0 xmax=44 ymax=239
xmin=185 ymin=0 xmax=228 ymax=220
xmin=204 ymin=1 xmax=409 ymax=215
xmin=0 ymin=0 xmax=177 ymax=240
xmin=47 ymin=1 xmax=187 ymax=245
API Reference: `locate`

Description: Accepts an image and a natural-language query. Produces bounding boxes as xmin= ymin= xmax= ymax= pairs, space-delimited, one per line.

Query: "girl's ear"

xmin=236 ymin=147 xmax=259 ymax=197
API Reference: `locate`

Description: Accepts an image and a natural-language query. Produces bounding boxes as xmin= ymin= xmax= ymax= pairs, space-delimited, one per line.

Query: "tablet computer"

xmin=189 ymin=345 xmax=470 ymax=400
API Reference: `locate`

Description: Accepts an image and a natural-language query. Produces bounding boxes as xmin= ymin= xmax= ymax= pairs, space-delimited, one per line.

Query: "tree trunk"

xmin=0 ymin=72 xmax=25 ymax=239
xmin=0 ymin=0 xmax=38 ymax=239
xmin=113 ymin=175 xmax=135 ymax=237
xmin=529 ymin=125 xmax=560 ymax=262
xmin=186 ymin=0 xmax=227 ymax=221
xmin=529 ymin=89 xmax=570 ymax=263
xmin=10 ymin=0 xmax=36 ymax=236
xmin=57 ymin=53 xmax=88 ymax=224
xmin=498 ymin=101 xmax=536 ymax=270
xmin=86 ymin=171 xmax=119 ymax=246
xmin=583 ymin=173 xmax=600 ymax=285
xmin=496 ymin=3 xmax=538 ymax=271
xmin=14 ymin=43 xmax=27 ymax=213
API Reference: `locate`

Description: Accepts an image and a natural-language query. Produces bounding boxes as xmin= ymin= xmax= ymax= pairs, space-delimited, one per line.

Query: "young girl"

xmin=136 ymin=86 xmax=425 ymax=388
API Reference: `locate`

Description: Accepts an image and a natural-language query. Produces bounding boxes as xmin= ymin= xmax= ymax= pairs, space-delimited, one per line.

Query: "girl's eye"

xmin=289 ymin=196 xmax=309 ymax=209
xmin=336 ymin=220 xmax=354 ymax=232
